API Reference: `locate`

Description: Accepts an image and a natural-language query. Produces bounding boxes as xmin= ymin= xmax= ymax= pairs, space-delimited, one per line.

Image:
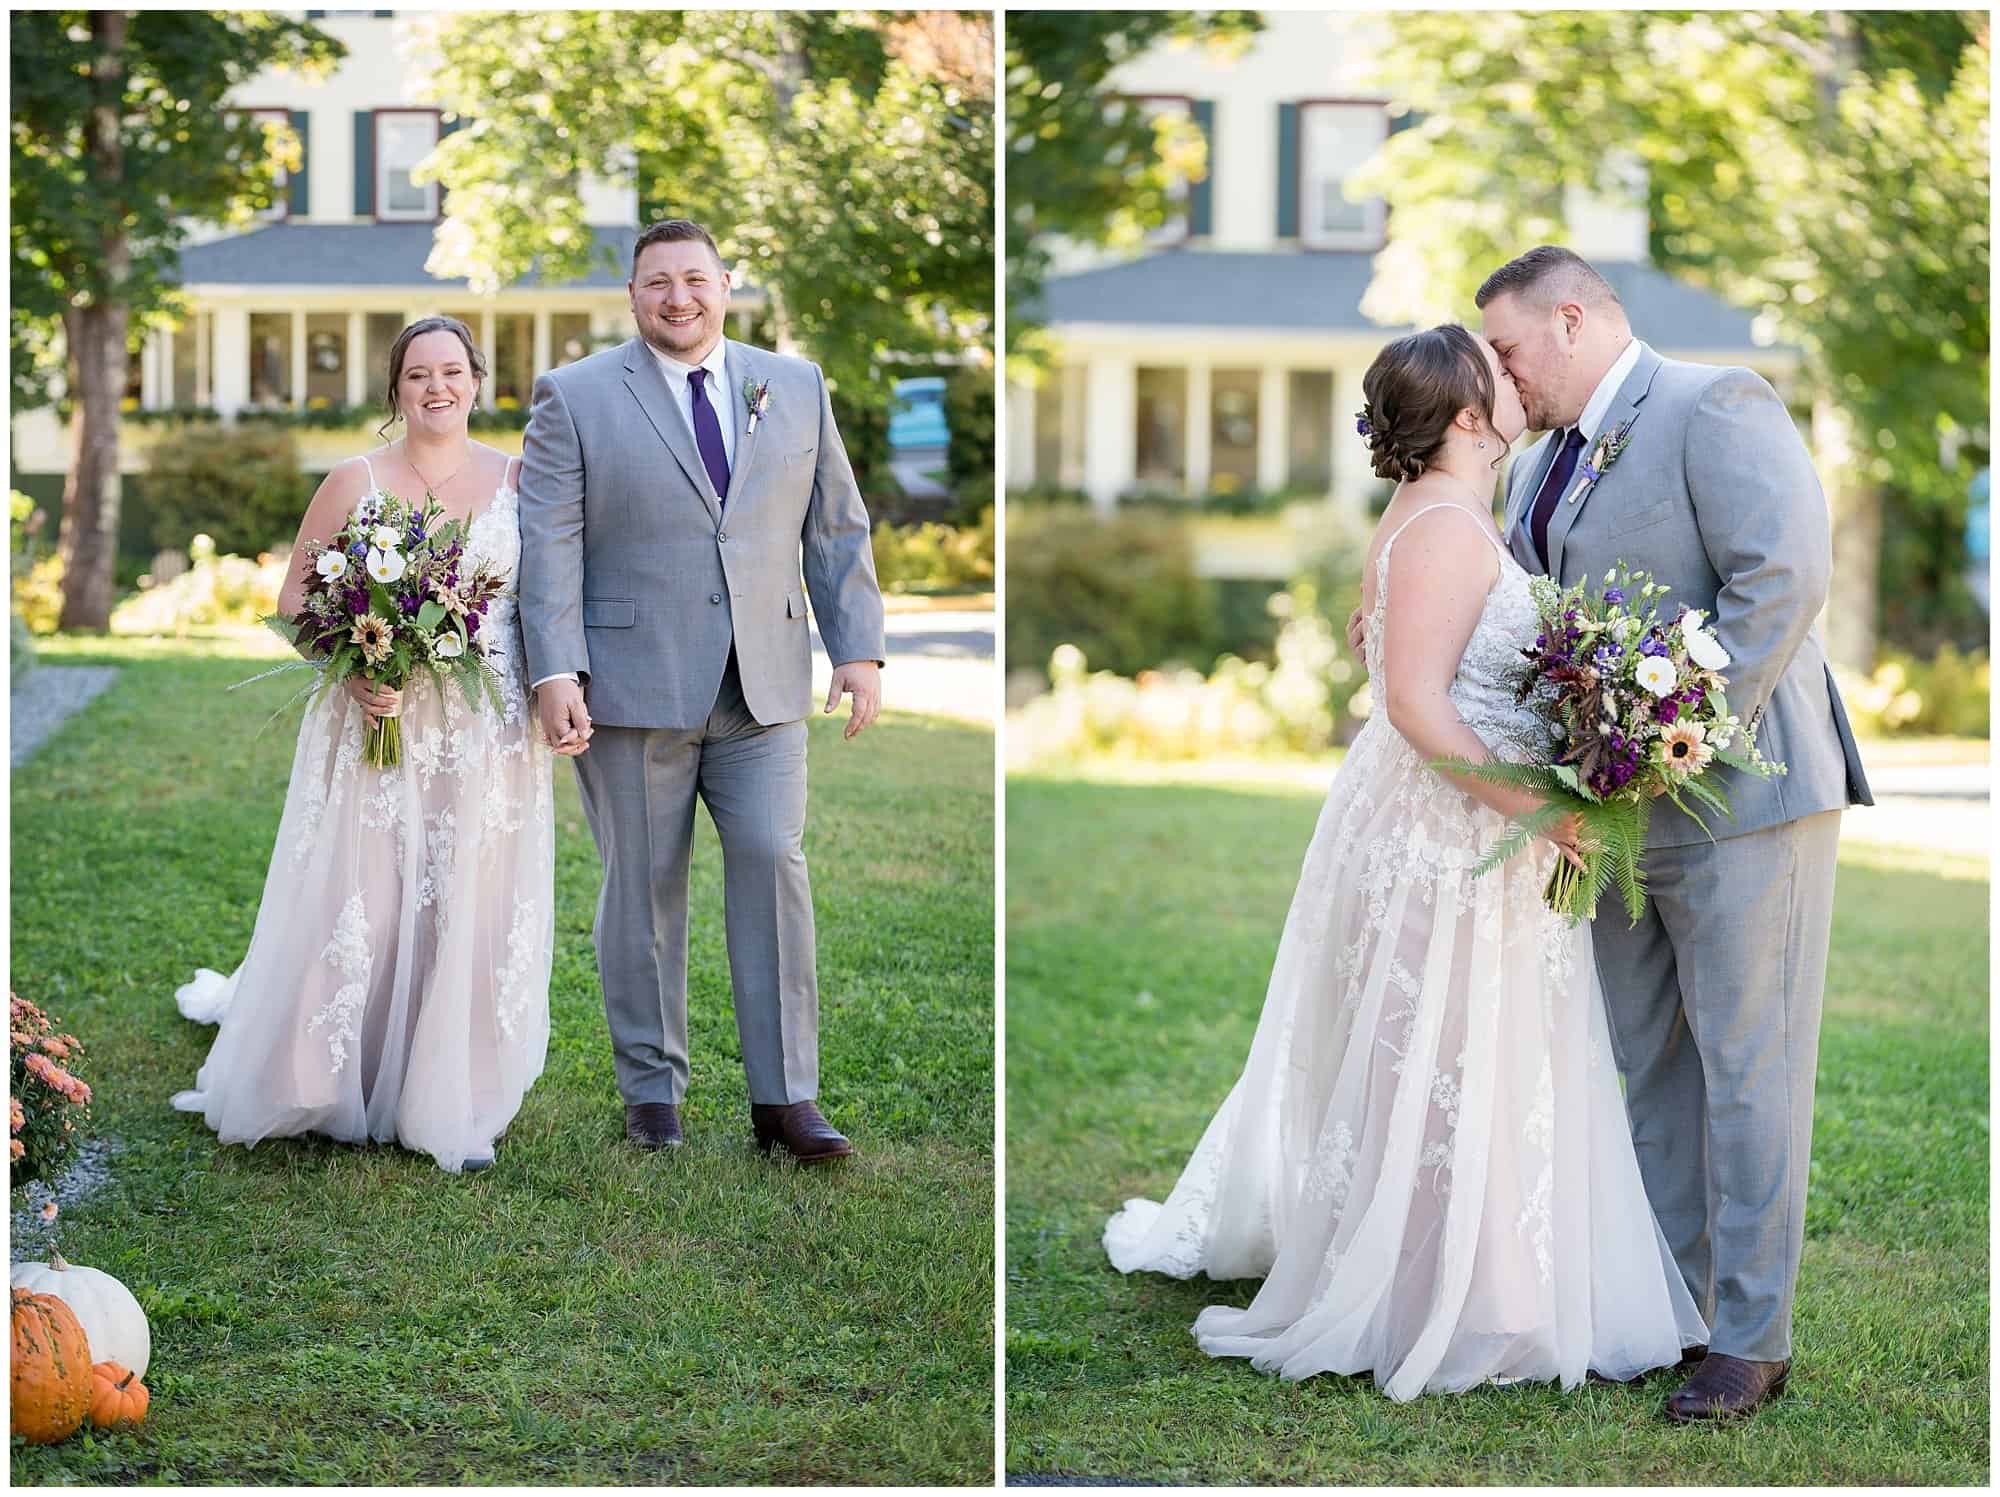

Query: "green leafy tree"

xmin=1004 ymin=11 xmax=1262 ymax=356
xmin=1353 ymin=11 xmax=1989 ymax=663
xmin=10 ymin=10 xmax=342 ymax=629
xmin=416 ymin=10 xmax=991 ymax=418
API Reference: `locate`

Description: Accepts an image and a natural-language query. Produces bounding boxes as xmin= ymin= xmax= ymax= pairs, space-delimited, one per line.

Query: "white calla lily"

xmin=432 ymin=630 xmax=465 ymax=660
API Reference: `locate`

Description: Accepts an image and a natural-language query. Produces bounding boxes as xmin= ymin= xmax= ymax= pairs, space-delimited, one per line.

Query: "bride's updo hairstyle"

xmin=377 ymin=315 xmax=490 ymax=438
xmin=1357 ymin=324 xmax=1496 ymax=483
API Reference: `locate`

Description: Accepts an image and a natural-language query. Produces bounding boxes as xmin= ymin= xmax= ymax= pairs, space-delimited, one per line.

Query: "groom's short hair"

xmin=1476 ymin=246 xmax=1622 ymax=313
xmin=632 ymin=219 xmax=725 ymax=274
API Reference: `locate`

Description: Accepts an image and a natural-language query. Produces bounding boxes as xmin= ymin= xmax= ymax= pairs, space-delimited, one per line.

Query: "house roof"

xmin=1034 ymin=250 xmax=1773 ymax=351
xmin=175 ymin=222 xmax=638 ymax=289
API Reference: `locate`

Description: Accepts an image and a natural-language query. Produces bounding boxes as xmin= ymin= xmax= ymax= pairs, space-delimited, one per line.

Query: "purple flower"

xmin=1638 ymin=633 xmax=1671 ymax=658
xmin=1593 ymin=643 xmax=1623 ymax=668
xmin=1603 ymin=587 xmax=1627 ymax=605
xmin=398 ymin=592 xmax=420 ymax=615
xmin=1655 ymin=699 xmax=1680 ymax=724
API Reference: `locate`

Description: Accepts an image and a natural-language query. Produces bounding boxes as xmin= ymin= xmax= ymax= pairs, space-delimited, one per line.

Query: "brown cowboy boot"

xmin=1665 ymin=1353 xmax=1789 ymax=1422
xmin=751 ymin=1101 xmax=854 ymax=1164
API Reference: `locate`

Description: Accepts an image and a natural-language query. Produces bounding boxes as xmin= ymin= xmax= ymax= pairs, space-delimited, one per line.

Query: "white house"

xmin=1006 ymin=11 xmax=1797 ymax=513
xmin=11 ymin=9 xmax=761 ymax=480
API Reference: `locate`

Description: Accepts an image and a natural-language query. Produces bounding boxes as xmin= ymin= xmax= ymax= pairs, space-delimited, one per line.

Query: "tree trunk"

xmin=56 ymin=9 xmax=130 ymax=632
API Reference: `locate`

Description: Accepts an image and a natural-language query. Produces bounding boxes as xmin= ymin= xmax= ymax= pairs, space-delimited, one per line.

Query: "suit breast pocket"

xmin=784 ymin=445 xmax=817 ymax=468
xmin=1601 ymin=498 xmax=1679 ymax=539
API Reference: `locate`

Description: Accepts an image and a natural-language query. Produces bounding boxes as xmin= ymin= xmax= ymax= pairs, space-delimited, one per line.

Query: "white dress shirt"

xmin=532 ymin=336 xmax=735 ymax=692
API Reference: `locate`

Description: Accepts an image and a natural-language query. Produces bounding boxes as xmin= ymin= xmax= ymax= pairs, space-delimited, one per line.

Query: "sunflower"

xmin=349 ymin=613 xmax=394 ymax=665
xmin=1657 ymin=721 xmax=1713 ymax=773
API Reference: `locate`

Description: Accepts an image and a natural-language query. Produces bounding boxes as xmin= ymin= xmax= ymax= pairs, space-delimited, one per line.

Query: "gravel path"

xmin=10 ymin=1139 xmax=118 ymax=1262
xmin=11 ymin=664 xmax=120 ymax=766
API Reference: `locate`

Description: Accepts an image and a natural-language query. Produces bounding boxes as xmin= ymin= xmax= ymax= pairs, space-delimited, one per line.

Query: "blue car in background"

xmin=889 ymin=376 xmax=950 ymax=450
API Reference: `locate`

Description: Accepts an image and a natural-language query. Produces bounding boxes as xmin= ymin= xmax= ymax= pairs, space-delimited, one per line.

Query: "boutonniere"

xmin=743 ymin=377 xmax=772 ymax=436
xmin=1572 ymin=417 xmax=1637 ymax=502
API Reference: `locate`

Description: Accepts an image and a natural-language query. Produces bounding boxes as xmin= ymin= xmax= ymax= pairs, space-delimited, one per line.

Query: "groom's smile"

xmin=629 ymin=237 xmax=731 ymax=364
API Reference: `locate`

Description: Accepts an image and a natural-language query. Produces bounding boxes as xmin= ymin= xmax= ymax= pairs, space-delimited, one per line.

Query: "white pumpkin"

xmin=8 ymin=1252 xmax=149 ymax=1379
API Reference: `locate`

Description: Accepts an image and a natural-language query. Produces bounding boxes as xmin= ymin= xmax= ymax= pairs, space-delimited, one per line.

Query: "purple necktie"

xmin=1528 ymin=427 xmax=1587 ymax=572
xmin=688 ymin=366 xmax=731 ymax=505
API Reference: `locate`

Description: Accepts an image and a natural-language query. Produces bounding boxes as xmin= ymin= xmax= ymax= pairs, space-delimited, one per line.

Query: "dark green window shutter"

xmin=1188 ymin=99 xmax=1214 ymax=238
xmin=353 ymin=109 xmax=374 ymax=216
xmin=1277 ymin=102 xmax=1300 ymax=238
xmin=439 ymin=114 xmax=465 ymax=139
xmin=1389 ymin=107 xmax=1422 ymax=135
xmin=287 ymin=110 xmax=310 ymax=217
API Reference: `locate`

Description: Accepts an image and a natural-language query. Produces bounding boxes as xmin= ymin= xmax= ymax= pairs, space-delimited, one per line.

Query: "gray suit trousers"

xmin=1591 ymin=811 xmax=1841 ymax=1362
xmin=570 ymin=650 xmax=818 ymax=1106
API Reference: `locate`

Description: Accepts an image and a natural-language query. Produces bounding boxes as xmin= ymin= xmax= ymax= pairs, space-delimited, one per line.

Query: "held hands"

xmin=824 ymin=661 xmax=881 ymax=740
xmin=535 ymin=678 xmax=594 ymax=757
xmin=345 ymin=676 xmax=402 ymax=727
xmin=1346 ymin=605 xmax=1367 ymax=658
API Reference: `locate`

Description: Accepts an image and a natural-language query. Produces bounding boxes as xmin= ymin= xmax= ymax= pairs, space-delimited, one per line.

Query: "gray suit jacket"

xmin=516 ymin=336 xmax=886 ymax=729
xmin=1501 ymin=342 xmax=1872 ymax=847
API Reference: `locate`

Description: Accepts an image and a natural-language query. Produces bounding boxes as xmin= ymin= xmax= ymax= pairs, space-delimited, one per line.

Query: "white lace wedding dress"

xmin=1104 ymin=502 xmax=1707 ymax=1400
xmin=172 ymin=458 xmax=554 ymax=1173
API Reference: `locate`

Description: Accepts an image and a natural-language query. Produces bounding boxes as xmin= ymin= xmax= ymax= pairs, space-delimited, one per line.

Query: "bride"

xmin=1103 ymin=325 xmax=1708 ymax=1398
xmin=172 ymin=316 xmax=574 ymax=1174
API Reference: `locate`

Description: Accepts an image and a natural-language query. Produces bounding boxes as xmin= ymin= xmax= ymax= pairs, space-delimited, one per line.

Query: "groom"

xmin=1477 ymin=247 xmax=1873 ymax=1418
xmin=516 ymin=218 xmax=886 ymax=1164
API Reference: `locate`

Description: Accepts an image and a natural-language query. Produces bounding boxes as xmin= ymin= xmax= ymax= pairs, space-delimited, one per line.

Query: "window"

xmin=1135 ymin=367 xmax=1188 ymax=487
xmin=375 ymin=109 xmax=440 ymax=221
xmin=244 ymin=108 xmax=291 ymax=221
xmin=248 ymin=313 xmax=294 ymax=406
xmin=550 ymin=313 xmax=593 ymax=368
xmin=305 ymin=314 xmax=347 ymax=406
xmin=1210 ymin=370 xmax=1259 ymax=492
xmin=491 ymin=313 xmax=533 ymax=407
xmin=1287 ymin=370 xmax=1334 ymax=490
xmin=1299 ymin=101 xmax=1387 ymax=250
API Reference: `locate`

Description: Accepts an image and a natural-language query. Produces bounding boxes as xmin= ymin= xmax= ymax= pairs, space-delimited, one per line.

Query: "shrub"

xmin=1005 ymin=506 xmax=1220 ymax=680
xmin=943 ymin=362 xmax=995 ymax=501
xmin=11 ymin=612 xmax=37 ymax=685
xmin=10 ymin=993 xmax=91 ymax=1191
xmin=11 ymin=489 xmax=62 ymax=637
xmin=1836 ymin=645 xmax=1990 ymax=738
xmin=871 ymin=507 xmax=994 ymax=592
xmin=109 ymin=535 xmax=288 ymax=636
xmin=16 ymin=554 xmax=65 ymax=637
xmin=140 ymin=424 xmax=312 ymax=559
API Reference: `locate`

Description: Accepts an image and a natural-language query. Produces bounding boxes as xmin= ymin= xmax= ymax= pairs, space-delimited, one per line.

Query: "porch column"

xmin=479 ymin=309 xmax=496 ymax=410
xmin=532 ymin=307 xmax=552 ymax=377
xmin=345 ymin=310 xmax=367 ymax=407
xmin=212 ymin=305 xmax=250 ymax=418
xmin=1257 ymin=365 xmax=1287 ymax=494
xmin=1186 ymin=361 xmax=1212 ymax=496
xmin=148 ymin=328 xmax=169 ymax=409
xmin=1330 ymin=358 xmax=1372 ymax=516
xmin=1083 ymin=354 xmax=1135 ymax=514
xmin=1006 ymin=375 xmax=1034 ymax=489
xmin=194 ymin=312 xmax=210 ymax=407
xmin=289 ymin=308 xmax=308 ymax=409
xmin=1061 ymin=363 xmax=1087 ymax=491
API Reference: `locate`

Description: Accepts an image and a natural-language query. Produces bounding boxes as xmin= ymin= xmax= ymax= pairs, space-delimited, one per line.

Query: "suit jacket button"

xmin=718 ymin=531 xmax=728 ymax=543
xmin=709 ymin=593 xmax=722 ymax=604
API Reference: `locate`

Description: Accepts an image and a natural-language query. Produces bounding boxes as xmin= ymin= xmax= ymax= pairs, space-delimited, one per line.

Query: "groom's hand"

xmin=536 ymin=678 xmax=593 ymax=757
xmin=824 ymin=661 xmax=881 ymax=740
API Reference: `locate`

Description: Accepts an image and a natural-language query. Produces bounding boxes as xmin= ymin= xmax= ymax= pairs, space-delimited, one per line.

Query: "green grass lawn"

xmin=11 ymin=636 xmax=994 ymax=1485
xmin=1006 ymin=767 xmax=1988 ymax=1485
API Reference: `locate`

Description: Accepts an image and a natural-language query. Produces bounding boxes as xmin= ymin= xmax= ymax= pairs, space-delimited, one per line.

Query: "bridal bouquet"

xmin=271 ymin=489 xmax=507 ymax=768
xmin=1436 ymin=565 xmax=1785 ymax=924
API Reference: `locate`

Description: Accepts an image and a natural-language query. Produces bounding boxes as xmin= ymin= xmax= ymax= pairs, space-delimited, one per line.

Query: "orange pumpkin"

xmin=89 ymin=1360 xmax=150 ymax=1428
xmin=10 ymin=1287 xmax=93 ymax=1443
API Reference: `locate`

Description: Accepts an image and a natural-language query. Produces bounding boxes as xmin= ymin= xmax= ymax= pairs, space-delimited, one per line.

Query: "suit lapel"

xmin=722 ymin=340 xmax=770 ymax=512
xmin=1502 ymin=431 xmax=1559 ymax=569
xmin=620 ymin=337 xmax=723 ymax=528
xmin=1547 ymin=344 xmax=1663 ymax=582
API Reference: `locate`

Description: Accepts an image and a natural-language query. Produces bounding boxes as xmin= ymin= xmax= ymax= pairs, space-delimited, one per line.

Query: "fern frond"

xmin=1471 ymin=801 xmax=1568 ymax=878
